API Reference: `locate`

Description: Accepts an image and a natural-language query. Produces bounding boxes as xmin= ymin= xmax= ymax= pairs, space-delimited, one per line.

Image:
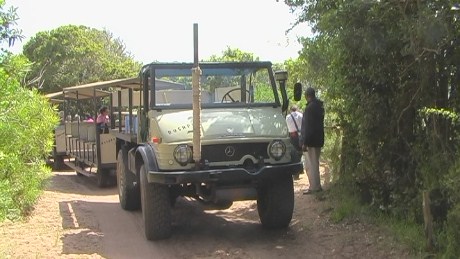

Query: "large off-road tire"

xmin=257 ymin=175 xmax=294 ymax=229
xmin=140 ymin=164 xmax=172 ymax=240
xmin=117 ymin=149 xmax=140 ymax=210
xmin=97 ymin=168 xmax=111 ymax=188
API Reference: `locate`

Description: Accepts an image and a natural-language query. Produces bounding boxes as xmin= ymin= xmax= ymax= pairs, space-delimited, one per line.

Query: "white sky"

xmin=5 ymin=0 xmax=311 ymax=64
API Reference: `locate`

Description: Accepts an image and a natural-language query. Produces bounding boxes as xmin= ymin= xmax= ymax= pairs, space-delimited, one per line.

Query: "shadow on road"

xmin=59 ymin=200 xmax=104 ymax=256
xmin=46 ymin=172 xmax=117 ymax=196
xmin=58 ymin=197 xmax=302 ymax=258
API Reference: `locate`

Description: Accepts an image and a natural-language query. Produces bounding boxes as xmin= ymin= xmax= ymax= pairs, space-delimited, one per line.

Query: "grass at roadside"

xmin=325 ymin=186 xmax=425 ymax=258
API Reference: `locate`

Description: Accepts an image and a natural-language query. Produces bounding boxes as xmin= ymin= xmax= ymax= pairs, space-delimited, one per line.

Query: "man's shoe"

xmin=303 ymin=188 xmax=323 ymax=195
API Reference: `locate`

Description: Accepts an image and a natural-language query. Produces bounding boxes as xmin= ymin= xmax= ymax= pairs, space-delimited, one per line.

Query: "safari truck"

xmin=50 ymin=60 xmax=303 ymax=240
xmin=112 ymin=61 xmax=304 ymax=240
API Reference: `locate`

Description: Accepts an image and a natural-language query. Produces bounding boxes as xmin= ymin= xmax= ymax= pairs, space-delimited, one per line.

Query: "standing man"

xmin=301 ymin=87 xmax=324 ymax=194
xmin=286 ymin=105 xmax=308 ymax=180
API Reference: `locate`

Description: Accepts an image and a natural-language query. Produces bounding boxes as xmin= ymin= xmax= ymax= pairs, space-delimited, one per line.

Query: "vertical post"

xmin=76 ymin=91 xmax=81 ymax=161
xmin=95 ymin=87 xmax=101 ymax=169
xmin=194 ymin=23 xmax=199 ymax=67
xmin=143 ymin=73 xmax=149 ymax=142
xmin=192 ymin=23 xmax=202 ymax=169
xmin=63 ymin=94 xmax=67 ymax=151
xmin=129 ymin=88 xmax=133 ymax=134
xmin=149 ymin=67 xmax=155 ymax=110
xmin=118 ymin=90 xmax=122 ymax=132
xmin=109 ymin=94 xmax=114 ymax=129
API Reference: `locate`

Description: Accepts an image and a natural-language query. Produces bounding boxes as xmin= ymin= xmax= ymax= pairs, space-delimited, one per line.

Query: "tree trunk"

xmin=423 ymin=191 xmax=434 ymax=252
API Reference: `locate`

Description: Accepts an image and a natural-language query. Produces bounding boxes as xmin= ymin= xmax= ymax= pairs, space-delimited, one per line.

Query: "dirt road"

xmin=0 ymin=169 xmax=412 ymax=259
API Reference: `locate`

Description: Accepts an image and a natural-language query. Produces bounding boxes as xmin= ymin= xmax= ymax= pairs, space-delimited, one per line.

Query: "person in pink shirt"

xmin=96 ymin=106 xmax=110 ymax=133
xmin=84 ymin=114 xmax=94 ymax=123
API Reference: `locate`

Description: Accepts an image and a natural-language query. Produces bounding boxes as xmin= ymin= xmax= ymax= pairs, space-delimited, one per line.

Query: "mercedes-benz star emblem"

xmin=224 ymin=146 xmax=235 ymax=157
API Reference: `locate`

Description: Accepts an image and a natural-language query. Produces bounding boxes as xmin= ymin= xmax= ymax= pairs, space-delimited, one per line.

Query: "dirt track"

xmin=0 ymin=169 xmax=413 ymax=259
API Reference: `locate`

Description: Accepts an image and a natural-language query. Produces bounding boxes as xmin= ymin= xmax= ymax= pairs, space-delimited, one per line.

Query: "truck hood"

xmin=154 ymin=107 xmax=288 ymax=143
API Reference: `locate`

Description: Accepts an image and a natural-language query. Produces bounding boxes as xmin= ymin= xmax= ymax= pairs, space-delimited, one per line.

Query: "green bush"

xmin=0 ymin=65 xmax=58 ymax=221
xmin=442 ymin=204 xmax=460 ymax=258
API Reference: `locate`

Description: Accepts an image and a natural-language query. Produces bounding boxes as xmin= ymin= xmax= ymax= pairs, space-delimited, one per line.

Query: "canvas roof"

xmin=61 ymin=77 xmax=185 ymax=100
xmin=62 ymin=77 xmax=141 ymax=100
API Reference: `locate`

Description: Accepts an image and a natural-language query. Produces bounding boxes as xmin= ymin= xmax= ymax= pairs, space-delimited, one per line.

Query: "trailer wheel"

xmin=52 ymin=148 xmax=65 ymax=170
xmin=117 ymin=150 xmax=140 ymax=210
xmin=140 ymin=164 xmax=171 ymax=240
xmin=257 ymin=175 xmax=294 ymax=229
xmin=97 ymin=168 xmax=111 ymax=187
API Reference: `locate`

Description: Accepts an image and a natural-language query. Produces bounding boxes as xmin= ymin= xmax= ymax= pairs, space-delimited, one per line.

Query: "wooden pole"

xmin=192 ymin=23 xmax=202 ymax=169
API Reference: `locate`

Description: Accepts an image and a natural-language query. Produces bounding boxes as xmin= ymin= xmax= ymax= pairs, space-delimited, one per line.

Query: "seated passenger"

xmin=74 ymin=114 xmax=81 ymax=122
xmin=96 ymin=106 xmax=110 ymax=134
xmin=84 ymin=114 xmax=94 ymax=123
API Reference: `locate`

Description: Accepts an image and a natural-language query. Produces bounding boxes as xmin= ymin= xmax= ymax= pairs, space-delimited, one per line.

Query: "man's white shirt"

xmin=286 ymin=111 xmax=303 ymax=133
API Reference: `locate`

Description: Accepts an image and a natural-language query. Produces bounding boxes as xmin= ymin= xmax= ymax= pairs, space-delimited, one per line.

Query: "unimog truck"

xmin=50 ymin=58 xmax=303 ymax=239
xmin=113 ymin=61 xmax=304 ymax=240
xmin=51 ymin=26 xmax=303 ymax=239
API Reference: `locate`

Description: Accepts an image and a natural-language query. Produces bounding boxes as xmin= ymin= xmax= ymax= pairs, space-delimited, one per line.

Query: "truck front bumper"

xmin=147 ymin=161 xmax=303 ymax=184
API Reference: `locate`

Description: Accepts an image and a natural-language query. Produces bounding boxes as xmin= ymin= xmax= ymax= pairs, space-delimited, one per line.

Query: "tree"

xmin=0 ymin=0 xmax=23 ymax=52
xmin=207 ymin=46 xmax=259 ymax=62
xmin=23 ymin=25 xmax=141 ymax=93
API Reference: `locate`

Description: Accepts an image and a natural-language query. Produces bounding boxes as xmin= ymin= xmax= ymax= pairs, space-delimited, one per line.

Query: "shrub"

xmin=0 ymin=65 xmax=58 ymax=220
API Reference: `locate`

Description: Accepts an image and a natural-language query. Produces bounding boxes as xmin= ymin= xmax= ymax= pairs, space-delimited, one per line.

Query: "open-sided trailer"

xmin=60 ymin=78 xmax=143 ymax=187
xmin=58 ymin=77 xmax=177 ymax=186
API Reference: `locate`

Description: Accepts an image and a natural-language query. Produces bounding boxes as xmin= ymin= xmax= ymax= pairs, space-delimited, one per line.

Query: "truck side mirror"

xmin=294 ymin=82 xmax=302 ymax=101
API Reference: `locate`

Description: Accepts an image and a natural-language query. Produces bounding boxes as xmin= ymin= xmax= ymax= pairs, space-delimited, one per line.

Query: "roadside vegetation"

xmin=284 ymin=1 xmax=460 ymax=257
xmin=0 ymin=0 xmax=58 ymax=220
xmin=0 ymin=0 xmax=140 ymax=220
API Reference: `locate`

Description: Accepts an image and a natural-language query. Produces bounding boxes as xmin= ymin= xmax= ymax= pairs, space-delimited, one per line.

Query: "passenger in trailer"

xmin=74 ymin=114 xmax=81 ymax=122
xmin=96 ymin=106 xmax=110 ymax=134
xmin=84 ymin=114 xmax=94 ymax=123
xmin=58 ymin=111 xmax=65 ymax=125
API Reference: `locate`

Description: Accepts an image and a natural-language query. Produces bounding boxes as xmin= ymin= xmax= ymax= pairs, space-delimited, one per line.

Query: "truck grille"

xmin=200 ymin=143 xmax=269 ymax=162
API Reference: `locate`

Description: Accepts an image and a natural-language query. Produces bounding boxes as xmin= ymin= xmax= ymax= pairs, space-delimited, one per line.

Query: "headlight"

xmin=173 ymin=145 xmax=192 ymax=166
xmin=268 ymin=140 xmax=286 ymax=160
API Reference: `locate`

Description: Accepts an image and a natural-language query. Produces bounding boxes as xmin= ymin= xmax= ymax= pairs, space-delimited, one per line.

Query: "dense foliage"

xmin=23 ymin=25 xmax=141 ymax=93
xmin=0 ymin=0 xmax=22 ymax=51
xmin=0 ymin=0 xmax=58 ymax=220
xmin=285 ymin=0 xmax=460 ymax=255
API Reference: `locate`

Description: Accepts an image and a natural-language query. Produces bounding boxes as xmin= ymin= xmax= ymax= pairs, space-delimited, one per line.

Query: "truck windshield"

xmin=146 ymin=62 xmax=280 ymax=109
